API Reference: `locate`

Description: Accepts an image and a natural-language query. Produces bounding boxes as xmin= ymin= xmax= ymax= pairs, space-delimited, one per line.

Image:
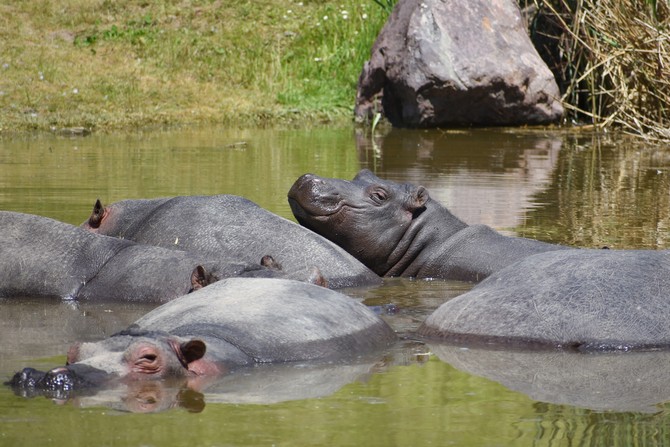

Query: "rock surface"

xmin=355 ymin=0 xmax=564 ymax=127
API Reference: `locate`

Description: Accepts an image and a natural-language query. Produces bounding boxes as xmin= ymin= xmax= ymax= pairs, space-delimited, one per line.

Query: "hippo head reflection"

xmin=7 ymin=356 xmax=390 ymax=413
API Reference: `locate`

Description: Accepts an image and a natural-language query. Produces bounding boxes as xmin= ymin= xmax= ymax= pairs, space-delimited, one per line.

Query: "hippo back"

xmin=0 ymin=211 xmax=129 ymax=299
xmin=419 ymin=249 xmax=670 ymax=350
xmin=90 ymin=195 xmax=380 ymax=288
xmin=132 ymin=278 xmax=397 ymax=362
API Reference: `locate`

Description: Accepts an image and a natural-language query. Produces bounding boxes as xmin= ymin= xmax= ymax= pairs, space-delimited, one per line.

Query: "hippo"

xmin=419 ymin=249 xmax=670 ymax=351
xmin=81 ymin=195 xmax=381 ymax=289
xmin=8 ymin=278 xmax=397 ymax=398
xmin=288 ymin=169 xmax=570 ymax=282
xmin=0 ymin=211 xmax=279 ymax=302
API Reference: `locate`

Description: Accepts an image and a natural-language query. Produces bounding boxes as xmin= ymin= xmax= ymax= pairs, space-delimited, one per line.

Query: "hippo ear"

xmin=190 ymin=266 xmax=208 ymax=291
xmin=415 ymin=186 xmax=429 ymax=208
xmin=260 ymin=255 xmax=282 ymax=270
xmin=353 ymin=169 xmax=379 ymax=184
xmin=190 ymin=266 xmax=218 ymax=291
xmin=308 ymin=267 xmax=328 ymax=288
xmin=180 ymin=340 xmax=206 ymax=365
xmin=87 ymin=199 xmax=105 ymax=229
xmin=66 ymin=342 xmax=81 ymax=365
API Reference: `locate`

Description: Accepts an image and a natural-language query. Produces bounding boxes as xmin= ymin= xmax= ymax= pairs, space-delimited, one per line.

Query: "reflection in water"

xmin=2 ymin=127 xmax=670 ymax=445
xmin=530 ymin=403 xmax=670 ymax=446
xmin=345 ymin=278 xmax=474 ymax=334
xmin=355 ymin=128 xmax=564 ymax=233
xmin=0 ymin=128 xmax=365 ymax=224
xmin=431 ymin=344 xmax=670 ymax=413
xmin=524 ymin=132 xmax=670 ymax=248
xmin=67 ymin=350 xmax=409 ymax=413
xmin=355 ymin=128 xmax=670 ymax=247
xmin=0 ymin=298 xmax=156 ymax=362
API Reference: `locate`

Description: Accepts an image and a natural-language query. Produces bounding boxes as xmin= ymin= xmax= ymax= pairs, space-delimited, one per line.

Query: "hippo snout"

xmin=288 ymin=173 xmax=344 ymax=219
xmin=7 ymin=364 xmax=110 ymax=399
xmin=7 ymin=367 xmax=72 ymax=399
xmin=7 ymin=367 xmax=46 ymax=391
xmin=288 ymin=174 xmax=320 ymax=201
xmin=40 ymin=367 xmax=80 ymax=392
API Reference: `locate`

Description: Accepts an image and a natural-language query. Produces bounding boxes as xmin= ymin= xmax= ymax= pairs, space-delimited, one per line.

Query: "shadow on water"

xmin=2 ymin=127 xmax=670 ymax=445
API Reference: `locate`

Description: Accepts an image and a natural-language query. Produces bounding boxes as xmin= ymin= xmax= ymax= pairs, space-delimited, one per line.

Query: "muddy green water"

xmin=1 ymin=127 xmax=670 ymax=446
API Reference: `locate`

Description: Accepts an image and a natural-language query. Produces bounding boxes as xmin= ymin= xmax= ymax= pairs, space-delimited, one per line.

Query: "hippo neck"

xmin=384 ymin=200 xmax=467 ymax=277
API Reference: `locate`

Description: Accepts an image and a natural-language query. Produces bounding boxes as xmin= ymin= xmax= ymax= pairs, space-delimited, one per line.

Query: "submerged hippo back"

xmin=87 ymin=195 xmax=380 ymax=288
xmin=132 ymin=277 xmax=397 ymax=363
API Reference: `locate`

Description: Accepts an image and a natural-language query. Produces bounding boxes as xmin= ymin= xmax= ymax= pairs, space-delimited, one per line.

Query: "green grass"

xmin=0 ymin=0 xmax=388 ymax=133
xmin=5 ymin=0 xmax=665 ymax=139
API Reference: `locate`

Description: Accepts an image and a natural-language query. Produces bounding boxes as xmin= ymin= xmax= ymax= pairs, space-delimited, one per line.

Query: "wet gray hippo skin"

xmin=419 ymin=249 xmax=670 ymax=351
xmin=9 ymin=278 xmax=397 ymax=397
xmin=0 ymin=211 xmax=277 ymax=302
xmin=82 ymin=195 xmax=380 ymax=289
xmin=288 ymin=169 xmax=569 ymax=281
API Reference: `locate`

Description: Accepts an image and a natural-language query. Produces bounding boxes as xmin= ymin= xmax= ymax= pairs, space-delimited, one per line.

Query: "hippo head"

xmin=288 ymin=169 xmax=429 ymax=275
xmin=7 ymin=329 xmax=208 ymax=400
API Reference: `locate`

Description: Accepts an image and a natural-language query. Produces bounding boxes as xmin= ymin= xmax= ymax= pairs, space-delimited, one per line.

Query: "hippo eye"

xmin=369 ymin=189 xmax=388 ymax=204
xmin=134 ymin=353 xmax=158 ymax=367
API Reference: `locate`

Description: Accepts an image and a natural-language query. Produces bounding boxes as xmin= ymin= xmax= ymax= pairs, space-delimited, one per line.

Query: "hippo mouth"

xmin=288 ymin=174 xmax=345 ymax=221
xmin=7 ymin=364 xmax=110 ymax=400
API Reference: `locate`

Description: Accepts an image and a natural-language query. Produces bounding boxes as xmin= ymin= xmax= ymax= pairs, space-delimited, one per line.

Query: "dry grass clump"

xmin=526 ymin=0 xmax=670 ymax=140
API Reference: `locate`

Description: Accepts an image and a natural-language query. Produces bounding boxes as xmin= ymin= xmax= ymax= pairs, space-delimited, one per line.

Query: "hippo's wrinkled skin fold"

xmin=8 ymin=278 xmax=397 ymax=398
xmin=0 ymin=211 xmax=279 ymax=302
xmin=82 ymin=195 xmax=380 ymax=289
xmin=419 ymin=249 xmax=670 ymax=351
xmin=288 ymin=169 xmax=569 ymax=281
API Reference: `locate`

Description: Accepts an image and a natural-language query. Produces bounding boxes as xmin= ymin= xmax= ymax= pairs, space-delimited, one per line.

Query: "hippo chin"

xmin=8 ymin=278 xmax=397 ymax=398
xmin=419 ymin=249 xmax=670 ymax=351
xmin=0 ymin=211 xmax=280 ymax=302
xmin=81 ymin=195 xmax=380 ymax=289
xmin=288 ymin=169 xmax=569 ymax=281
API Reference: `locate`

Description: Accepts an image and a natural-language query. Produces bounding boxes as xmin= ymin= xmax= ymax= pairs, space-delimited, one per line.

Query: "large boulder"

xmin=355 ymin=0 xmax=564 ymax=127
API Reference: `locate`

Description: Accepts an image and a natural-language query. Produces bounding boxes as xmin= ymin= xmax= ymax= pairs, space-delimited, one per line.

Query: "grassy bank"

xmin=2 ymin=1 xmax=669 ymax=139
xmin=0 ymin=0 xmax=387 ymax=133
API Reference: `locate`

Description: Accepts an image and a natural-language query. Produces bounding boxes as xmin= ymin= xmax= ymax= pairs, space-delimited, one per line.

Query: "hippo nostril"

xmin=6 ymin=367 xmax=45 ymax=388
xmin=43 ymin=367 xmax=78 ymax=391
xmin=8 ymin=364 xmax=107 ymax=399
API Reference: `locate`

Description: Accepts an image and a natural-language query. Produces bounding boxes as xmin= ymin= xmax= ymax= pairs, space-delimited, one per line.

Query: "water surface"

xmin=1 ymin=127 xmax=670 ymax=446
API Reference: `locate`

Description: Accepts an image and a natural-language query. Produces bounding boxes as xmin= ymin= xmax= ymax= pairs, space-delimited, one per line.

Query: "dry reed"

xmin=526 ymin=0 xmax=670 ymax=140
